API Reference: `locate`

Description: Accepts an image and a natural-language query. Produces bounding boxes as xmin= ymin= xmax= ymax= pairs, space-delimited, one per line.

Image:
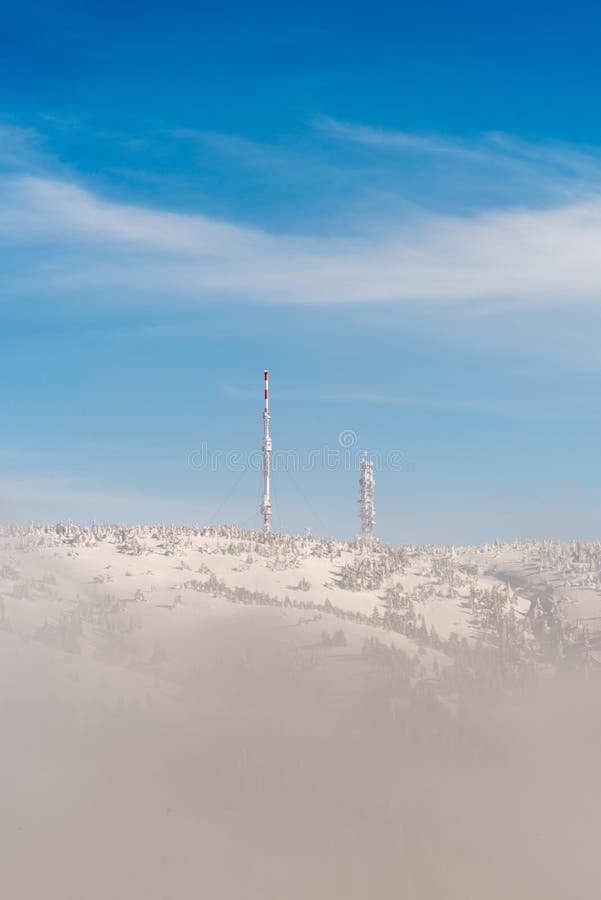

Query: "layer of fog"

xmin=1 ymin=561 xmax=600 ymax=900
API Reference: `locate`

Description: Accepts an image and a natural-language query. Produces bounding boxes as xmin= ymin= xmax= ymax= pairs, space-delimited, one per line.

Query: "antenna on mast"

xmin=260 ymin=369 xmax=272 ymax=532
xmin=359 ymin=452 xmax=375 ymax=542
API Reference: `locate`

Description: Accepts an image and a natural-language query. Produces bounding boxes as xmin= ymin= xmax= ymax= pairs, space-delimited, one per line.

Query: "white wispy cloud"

xmin=317 ymin=115 xmax=601 ymax=174
xmin=0 ymin=124 xmax=52 ymax=172
xmin=3 ymin=118 xmax=601 ymax=312
xmin=3 ymin=171 xmax=601 ymax=308
xmin=315 ymin=116 xmax=493 ymax=161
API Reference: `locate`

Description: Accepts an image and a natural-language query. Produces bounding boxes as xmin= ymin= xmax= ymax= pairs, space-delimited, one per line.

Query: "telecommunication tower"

xmin=359 ymin=452 xmax=375 ymax=540
xmin=260 ymin=369 xmax=272 ymax=532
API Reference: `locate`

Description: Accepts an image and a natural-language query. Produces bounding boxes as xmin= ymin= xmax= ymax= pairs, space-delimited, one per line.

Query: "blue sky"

xmin=2 ymin=0 xmax=601 ymax=544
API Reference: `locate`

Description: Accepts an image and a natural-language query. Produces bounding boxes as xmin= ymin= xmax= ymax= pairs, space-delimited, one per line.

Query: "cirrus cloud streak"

xmin=2 ymin=168 xmax=601 ymax=309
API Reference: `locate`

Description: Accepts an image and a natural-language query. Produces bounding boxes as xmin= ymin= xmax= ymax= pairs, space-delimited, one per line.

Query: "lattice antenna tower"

xmin=359 ymin=452 xmax=375 ymax=541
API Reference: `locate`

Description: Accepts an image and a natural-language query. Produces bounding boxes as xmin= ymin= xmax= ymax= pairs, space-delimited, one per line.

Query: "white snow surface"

xmin=3 ymin=523 xmax=601 ymax=899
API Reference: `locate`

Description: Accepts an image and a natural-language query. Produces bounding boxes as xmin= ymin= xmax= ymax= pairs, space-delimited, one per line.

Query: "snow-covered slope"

xmin=3 ymin=523 xmax=601 ymax=900
xmin=2 ymin=523 xmax=599 ymax=701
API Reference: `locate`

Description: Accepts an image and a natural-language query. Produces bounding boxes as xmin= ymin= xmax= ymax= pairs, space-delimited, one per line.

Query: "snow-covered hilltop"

xmin=2 ymin=522 xmax=600 ymax=706
xmin=4 ymin=522 xmax=601 ymax=900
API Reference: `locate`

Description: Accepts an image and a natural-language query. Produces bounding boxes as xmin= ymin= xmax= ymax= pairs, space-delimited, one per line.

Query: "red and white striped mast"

xmin=260 ymin=369 xmax=272 ymax=532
